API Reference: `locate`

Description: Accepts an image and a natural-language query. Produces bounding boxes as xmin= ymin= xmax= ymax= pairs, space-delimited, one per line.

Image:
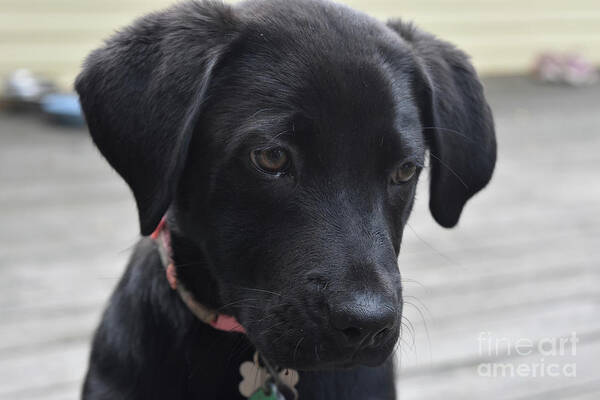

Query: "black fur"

xmin=76 ymin=0 xmax=496 ymax=399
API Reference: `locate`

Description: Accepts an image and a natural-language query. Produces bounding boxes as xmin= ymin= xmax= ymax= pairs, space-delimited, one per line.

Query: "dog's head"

xmin=76 ymin=0 xmax=495 ymax=370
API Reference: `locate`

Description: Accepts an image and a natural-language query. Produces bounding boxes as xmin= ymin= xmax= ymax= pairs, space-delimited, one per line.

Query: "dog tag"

xmin=277 ymin=368 xmax=299 ymax=389
xmin=239 ymin=353 xmax=270 ymax=397
xmin=240 ymin=352 xmax=299 ymax=399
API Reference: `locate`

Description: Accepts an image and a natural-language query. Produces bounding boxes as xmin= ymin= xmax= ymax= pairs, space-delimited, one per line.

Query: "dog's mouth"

xmin=238 ymin=314 xmax=400 ymax=371
xmin=252 ymin=335 xmax=399 ymax=371
xmin=221 ymin=276 xmax=402 ymax=371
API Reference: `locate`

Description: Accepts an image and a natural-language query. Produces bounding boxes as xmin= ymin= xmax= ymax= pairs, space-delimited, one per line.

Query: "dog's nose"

xmin=329 ymin=294 xmax=396 ymax=348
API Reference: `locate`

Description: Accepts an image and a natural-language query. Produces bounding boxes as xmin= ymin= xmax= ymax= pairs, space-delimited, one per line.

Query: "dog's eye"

xmin=251 ymin=147 xmax=290 ymax=174
xmin=390 ymin=162 xmax=416 ymax=184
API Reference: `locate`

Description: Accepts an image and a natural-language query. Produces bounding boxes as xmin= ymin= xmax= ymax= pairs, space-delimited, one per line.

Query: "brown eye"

xmin=250 ymin=147 xmax=290 ymax=174
xmin=390 ymin=162 xmax=416 ymax=184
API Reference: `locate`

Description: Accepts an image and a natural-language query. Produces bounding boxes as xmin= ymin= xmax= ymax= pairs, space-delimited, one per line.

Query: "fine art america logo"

xmin=477 ymin=332 xmax=578 ymax=378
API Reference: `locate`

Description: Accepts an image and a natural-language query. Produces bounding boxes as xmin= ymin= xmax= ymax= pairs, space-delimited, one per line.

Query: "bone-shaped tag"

xmin=239 ymin=357 xmax=269 ymax=397
xmin=239 ymin=353 xmax=299 ymax=398
xmin=278 ymin=368 xmax=299 ymax=389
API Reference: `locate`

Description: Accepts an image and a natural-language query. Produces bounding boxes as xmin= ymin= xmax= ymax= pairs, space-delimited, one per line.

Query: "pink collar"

xmin=151 ymin=217 xmax=246 ymax=334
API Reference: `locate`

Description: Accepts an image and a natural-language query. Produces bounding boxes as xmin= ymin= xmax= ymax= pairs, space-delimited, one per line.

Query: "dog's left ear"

xmin=387 ymin=21 xmax=497 ymax=228
xmin=76 ymin=2 xmax=237 ymax=235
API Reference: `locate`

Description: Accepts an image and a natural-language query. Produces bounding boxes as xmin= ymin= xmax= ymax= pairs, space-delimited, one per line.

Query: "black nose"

xmin=329 ymin=294 xmax=397 ymax=348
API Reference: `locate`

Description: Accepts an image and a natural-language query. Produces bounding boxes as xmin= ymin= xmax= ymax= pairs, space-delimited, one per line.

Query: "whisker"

xmin=249 ymin=107 xmax=276 ymax=120
xmin=401 ymin=316 xmax=416 ymax=343
xmin=272 ymin=330 xmax=291 ymax=347
xmin=404 ymin=296 xmax=433 ymax=320
xmin=232 ymin=286 xmax=283 ymax=298
xmin=421 ymin=126 xmax=475 ymax=143
xmin=406 ymin=223 xmax=461 ymax=267
xmin=404 ymin=300 xmax=433 ymax=364
xmin=428 ymin=151 xmax=469 ymax=190
xmin=293 ymin=337 xmax=305 ymax=362
xmin=256 ymin=320 xmax=288 ymax=337
xmin=216 ymin=298 xmax=259 ymax=312
xmin=400 ymin=276 xmax=428 ymax=290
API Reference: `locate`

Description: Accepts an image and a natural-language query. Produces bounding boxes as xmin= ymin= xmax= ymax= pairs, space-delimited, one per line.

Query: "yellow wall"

xmin=1 ymin=0 xmax=599 ymax=89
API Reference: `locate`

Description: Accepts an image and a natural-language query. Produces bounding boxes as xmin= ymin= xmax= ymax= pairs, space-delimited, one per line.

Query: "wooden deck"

xmin=1 ymin=76 xmax=599 ymax=399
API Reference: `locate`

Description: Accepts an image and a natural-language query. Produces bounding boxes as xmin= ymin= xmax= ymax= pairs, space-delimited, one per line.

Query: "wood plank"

xmin=0 ymin=344 xmax=88 ymax=399
xmin=397 ymin=338 xmax=600 ymax=400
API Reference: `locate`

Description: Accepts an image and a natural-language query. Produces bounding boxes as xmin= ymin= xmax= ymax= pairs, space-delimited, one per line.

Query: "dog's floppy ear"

xmin=76 ymin=2 xmax=237 ymax=235
xmin=387 ymin=21 xmax=497 ymax=228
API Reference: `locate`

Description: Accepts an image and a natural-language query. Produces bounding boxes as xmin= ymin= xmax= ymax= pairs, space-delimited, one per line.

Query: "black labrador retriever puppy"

xmin=76 ymin=0 xmax=496 ymax=398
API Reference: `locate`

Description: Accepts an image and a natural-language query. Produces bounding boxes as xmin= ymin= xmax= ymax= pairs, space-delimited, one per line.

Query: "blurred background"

xmin=0 ymin=0 xmax=599 ymax=399
xmin=2 ymin=0 xmax=600 ymax=87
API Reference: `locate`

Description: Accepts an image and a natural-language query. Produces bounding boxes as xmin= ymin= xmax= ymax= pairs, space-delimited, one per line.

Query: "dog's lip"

xmin=244 ymin=326 xmax=399 ymax=370
xmin=253 ymin=343 xmax=355 ymax=371
xmin=278 ymin=354 xmax=387 ymax=371
xmin=277 ymin=358 xmax=356 ymax=371
xmin=255 ymin=343 xmax=391 ymax=371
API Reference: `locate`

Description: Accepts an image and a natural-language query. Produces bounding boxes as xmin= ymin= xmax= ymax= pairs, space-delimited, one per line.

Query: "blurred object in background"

xmin=1 ymin=69 xmax=56 ymax=112
xmin=1 ymin=69 xmax=84 ymax=127
xmin=40 ymin=93 xmax=85 ymax=127
xmin=533 ymin=52 xmax=599 ymax=86
xmin=2 ymin=0 xmax=600 ymax=86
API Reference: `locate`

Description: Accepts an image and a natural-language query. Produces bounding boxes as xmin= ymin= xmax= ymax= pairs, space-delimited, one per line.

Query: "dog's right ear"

xmin=76 ymin=2 xmax=237 ymax=235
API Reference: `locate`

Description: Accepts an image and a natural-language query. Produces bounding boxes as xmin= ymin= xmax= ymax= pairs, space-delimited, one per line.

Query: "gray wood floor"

xmin=1 ymin=76 xmax=599 ymax=399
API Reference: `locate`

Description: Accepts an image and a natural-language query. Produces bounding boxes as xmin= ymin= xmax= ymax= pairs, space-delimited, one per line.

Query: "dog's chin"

xmin=257 ymin=348 xmax=393 ymax=371
xmin=251 ymin=334 xmax=398 ymax=371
